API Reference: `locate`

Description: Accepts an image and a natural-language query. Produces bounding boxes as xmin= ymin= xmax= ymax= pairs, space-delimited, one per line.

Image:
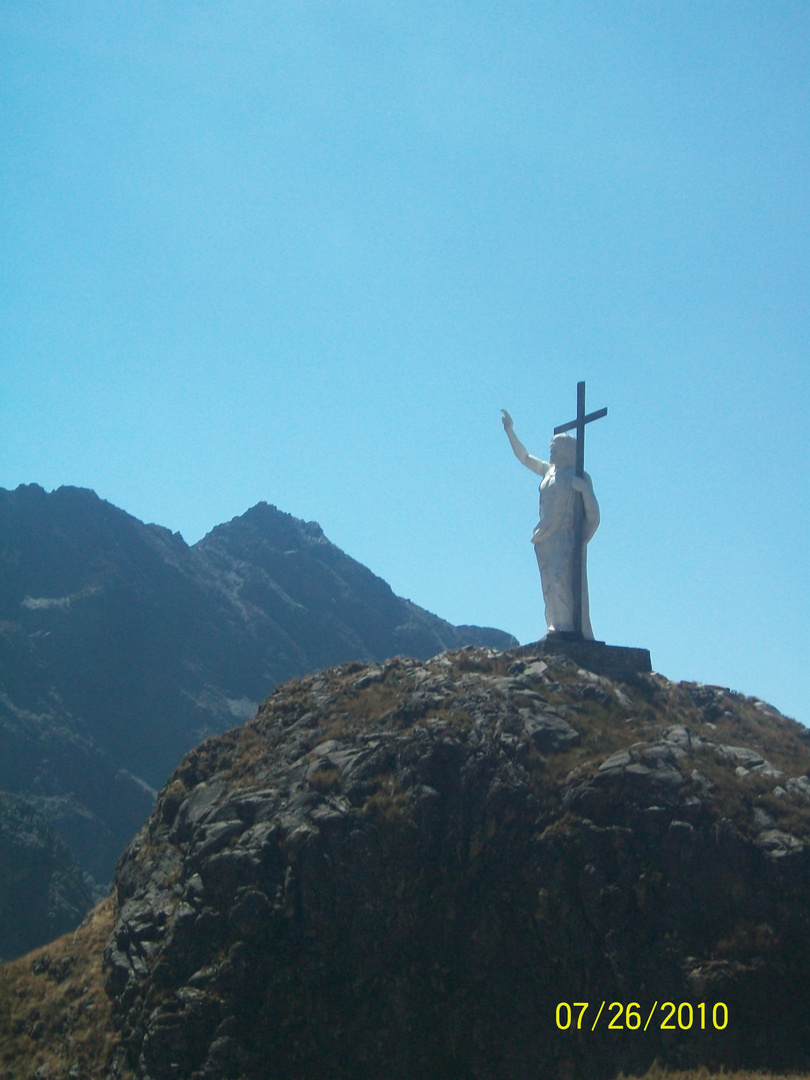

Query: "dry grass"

xmin=0 ymin=896 xmax=128 ymax=1080
xmin=308 ymin=764 xmax=342 ymax=793
xmin=343 ymin=679 xmax=402 ymax=723
xmin=614 ymin=1063 xmax=810 ymax=1079
xmin=363 ymin=773 xmax=410 ymax=822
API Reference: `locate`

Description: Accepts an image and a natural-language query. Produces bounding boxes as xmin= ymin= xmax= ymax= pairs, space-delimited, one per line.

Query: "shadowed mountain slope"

xmin=0 ymin=792 xmax=95 ymax=963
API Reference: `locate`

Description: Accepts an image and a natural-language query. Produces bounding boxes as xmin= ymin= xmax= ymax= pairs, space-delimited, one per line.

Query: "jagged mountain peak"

xmin=196 ymin=500 xmax=325 ymax=548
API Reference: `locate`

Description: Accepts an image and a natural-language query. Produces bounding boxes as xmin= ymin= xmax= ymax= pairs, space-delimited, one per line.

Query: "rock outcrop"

xmin=101 ymin=648 xmax=810 ymax=1080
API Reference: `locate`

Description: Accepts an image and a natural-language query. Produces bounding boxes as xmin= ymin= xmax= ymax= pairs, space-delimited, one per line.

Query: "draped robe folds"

xmin=532 ymin=466 xmax=599 ymax=639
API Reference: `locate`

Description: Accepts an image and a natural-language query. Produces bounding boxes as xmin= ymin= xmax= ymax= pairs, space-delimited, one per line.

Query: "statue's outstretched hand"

xmin=501 ymin=409 xmax=513 ymax=431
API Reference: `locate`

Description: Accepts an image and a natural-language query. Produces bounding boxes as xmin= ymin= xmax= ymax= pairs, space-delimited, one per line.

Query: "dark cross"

xmin=553 ymin=381 xmax=607 ymax=636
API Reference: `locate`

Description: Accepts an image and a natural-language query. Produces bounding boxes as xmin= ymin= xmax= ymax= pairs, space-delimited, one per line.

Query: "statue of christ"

xmin=502 ymin=410 xmax=600 ymax=640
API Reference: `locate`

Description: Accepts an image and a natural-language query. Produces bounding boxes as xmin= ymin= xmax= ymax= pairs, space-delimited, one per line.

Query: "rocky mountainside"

xmin=0 ymin=484 xmax=514 ymax=957
xmin=56 ymin=645 xmax=807 ymax=1080
xmin=0 ymin=792 xmax=96 ymax=963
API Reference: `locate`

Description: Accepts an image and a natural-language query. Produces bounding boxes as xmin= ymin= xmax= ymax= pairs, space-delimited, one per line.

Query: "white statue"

xmin=502 ymin=410 xmax=600 ymax=640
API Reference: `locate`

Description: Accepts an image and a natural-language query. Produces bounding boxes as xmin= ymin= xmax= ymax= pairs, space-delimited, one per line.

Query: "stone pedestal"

xmin=518 ymin=632 xmax=652 ymax=679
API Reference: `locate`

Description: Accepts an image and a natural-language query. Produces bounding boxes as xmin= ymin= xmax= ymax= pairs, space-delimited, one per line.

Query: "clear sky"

xmin=2 ymin=3 xmax=808 ymax=724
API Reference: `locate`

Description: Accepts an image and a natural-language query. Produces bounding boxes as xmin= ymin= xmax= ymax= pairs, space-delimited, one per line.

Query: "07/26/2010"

xmin=555 ymin=1001 xmax=728 ymax=1033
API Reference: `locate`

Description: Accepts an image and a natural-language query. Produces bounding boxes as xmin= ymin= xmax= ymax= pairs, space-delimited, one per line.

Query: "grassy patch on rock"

xmin=0 ymin=896 xmax=126 ymax=1080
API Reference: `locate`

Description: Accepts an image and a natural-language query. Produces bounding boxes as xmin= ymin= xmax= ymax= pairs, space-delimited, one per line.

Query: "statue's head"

xmin=549 ymin=433 xmax=576 ymax=469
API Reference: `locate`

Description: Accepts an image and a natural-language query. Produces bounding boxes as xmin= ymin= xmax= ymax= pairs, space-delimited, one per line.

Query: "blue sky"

xmin=2 ymin=2 xmax=808 ymax=723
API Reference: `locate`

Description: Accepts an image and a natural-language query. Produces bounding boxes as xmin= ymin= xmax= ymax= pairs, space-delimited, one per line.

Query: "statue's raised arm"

xmin=501 ymin=410 xmax=549 ymax=476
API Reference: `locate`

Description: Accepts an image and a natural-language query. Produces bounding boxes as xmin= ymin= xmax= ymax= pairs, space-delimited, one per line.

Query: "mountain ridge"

xmin=0 ymin=483 xmax=515 ymax=957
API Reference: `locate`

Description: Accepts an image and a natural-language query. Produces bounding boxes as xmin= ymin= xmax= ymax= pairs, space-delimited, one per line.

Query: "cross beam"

xmin=553 ymin=381 xmax=607 ymax=636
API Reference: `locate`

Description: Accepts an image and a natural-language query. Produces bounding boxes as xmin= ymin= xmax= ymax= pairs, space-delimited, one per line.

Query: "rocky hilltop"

xmin=83 ymin=646 xmax=810 ymax=1080
xmin=0 ymin=484 xmax=514 ymax=956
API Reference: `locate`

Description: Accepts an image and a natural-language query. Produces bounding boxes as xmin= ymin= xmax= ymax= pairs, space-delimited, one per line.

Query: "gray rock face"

xmin=103 ymin=650 xmax=810 ymax=1080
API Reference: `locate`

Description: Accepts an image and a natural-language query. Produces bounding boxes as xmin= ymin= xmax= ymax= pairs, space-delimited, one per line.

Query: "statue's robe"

xmin=532 ymin=466 xmax=600 ymax=639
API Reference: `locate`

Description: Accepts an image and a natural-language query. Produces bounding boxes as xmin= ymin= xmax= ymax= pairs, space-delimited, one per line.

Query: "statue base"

xmin=517 ymin=632 xmax=652 ymax=680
